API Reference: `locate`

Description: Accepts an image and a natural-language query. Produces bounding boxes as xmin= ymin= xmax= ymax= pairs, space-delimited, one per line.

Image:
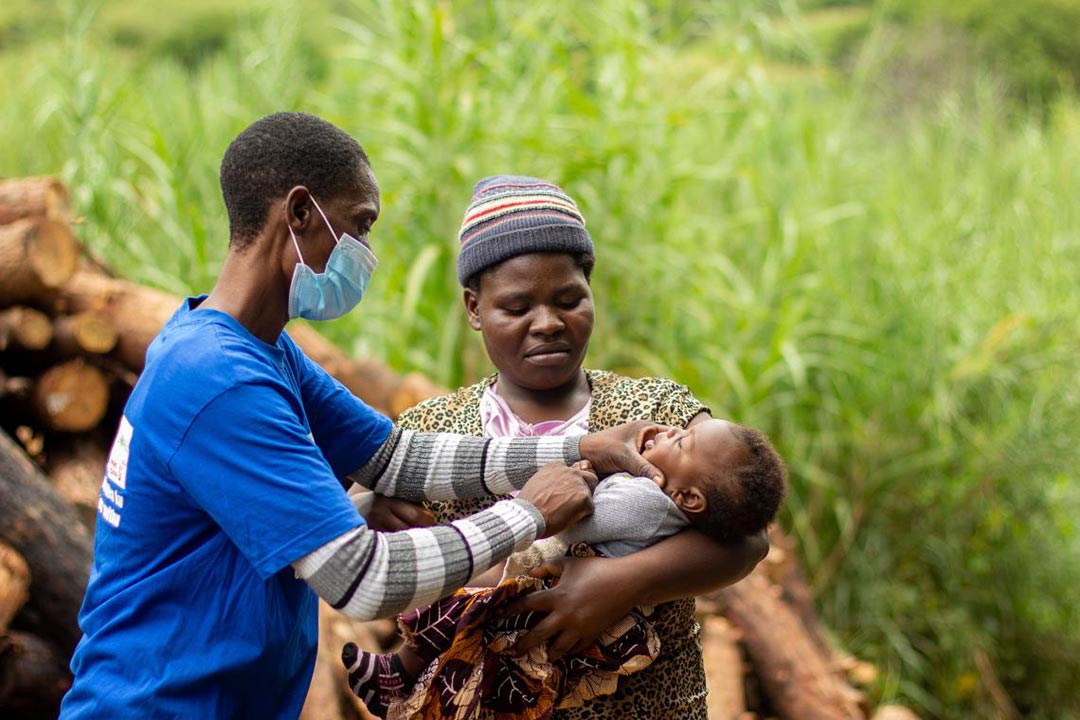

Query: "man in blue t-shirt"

xmin=59 ymin=113 xmax=665 ymax=719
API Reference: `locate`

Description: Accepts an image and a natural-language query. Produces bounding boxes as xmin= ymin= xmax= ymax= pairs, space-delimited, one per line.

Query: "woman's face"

xmin=464 ymin=252 xmax=594 ymax=393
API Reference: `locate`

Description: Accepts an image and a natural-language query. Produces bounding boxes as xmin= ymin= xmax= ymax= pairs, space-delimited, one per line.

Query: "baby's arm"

xmin=559 ymin=475 xmax=675 ymax=547
xmin=504 ymin=475 xmax=678 ymax=579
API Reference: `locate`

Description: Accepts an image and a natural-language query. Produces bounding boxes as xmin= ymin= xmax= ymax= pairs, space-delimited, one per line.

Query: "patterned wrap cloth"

xmin=388 ymin=544 xmax=659 ymax=720
xmin=395 ymin=370 xmax=710 ymax=719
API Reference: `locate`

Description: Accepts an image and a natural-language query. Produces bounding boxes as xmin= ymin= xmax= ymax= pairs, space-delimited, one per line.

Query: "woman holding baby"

xmin=356 ymin=176 xmax=774 ymax=719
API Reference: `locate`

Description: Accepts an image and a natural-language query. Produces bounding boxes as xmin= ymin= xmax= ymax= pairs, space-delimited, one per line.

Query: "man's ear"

xmin=463 ymin=288 xmax=482 ymax=331
xmin=672 ymin=487 xmax=707 ymax=515
xmin=284 ymin=186 xmax=314 ymax=232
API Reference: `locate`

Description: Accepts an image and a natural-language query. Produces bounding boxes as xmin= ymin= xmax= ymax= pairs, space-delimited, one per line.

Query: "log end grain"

xmin=0 ymin=307 xmax=52 ymax=352
xmin=53 ymin=312 xmax=118 ymax=356
xmin=0 ymin=176 xmax=70 ymax=225
xmin=0 ymin=542 xmax=31 ymax=631
xmin=0 ymin=219 xmax=79 ymax=305
xmin=46 ymin=439 xmax=107 ymax=531
xmin=27 ymin=221 xmax=79 ymax=291
xmin=32 ymin=360 xmax=109 ymax=432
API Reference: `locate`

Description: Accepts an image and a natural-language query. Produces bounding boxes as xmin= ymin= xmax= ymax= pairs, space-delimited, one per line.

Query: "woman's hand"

xmin=504 ymin=555 xmax=634 ymax=660
xmin=577 ymin=420 xmax=668 ymax=484
xmin=363 ymin=494 xmax=436 ymax=532
xmin=504 ymin=529 xmax=769 ymax=659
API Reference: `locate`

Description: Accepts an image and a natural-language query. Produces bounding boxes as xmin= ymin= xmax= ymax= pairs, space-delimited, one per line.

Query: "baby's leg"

xmin=342 ymin=592 xmax=473 ymax=713
xmin=342 ymin=644 xmax=423 ymax=716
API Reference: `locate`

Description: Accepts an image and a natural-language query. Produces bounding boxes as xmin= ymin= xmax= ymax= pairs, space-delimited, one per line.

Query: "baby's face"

xmin=641 ymin=419 xmax=747 ymax=506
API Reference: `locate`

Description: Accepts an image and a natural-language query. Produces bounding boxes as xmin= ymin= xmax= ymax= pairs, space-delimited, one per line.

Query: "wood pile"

xmin=697 ymin=528 xmax=880 ymax=720
xmin=0 ymin=177 xmax=914 ymax=719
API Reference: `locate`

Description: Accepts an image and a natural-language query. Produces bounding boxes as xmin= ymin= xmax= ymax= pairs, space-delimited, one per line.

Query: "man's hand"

xmin=518 ymin=461 xmax=597 ymax=538
xmin=363 ymin=495 xmax=436 ymax=532
xmin=578 ymin=420 xmax=668 ymax=484
xmin=504 ymin=555 xmax=634 ymax=660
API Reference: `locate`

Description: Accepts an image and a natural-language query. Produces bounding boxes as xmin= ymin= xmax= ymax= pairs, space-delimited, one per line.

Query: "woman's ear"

xmin=671 ymin=487 xmax=707 ymax=515
xmin=463 ymin=288 xmax=482 ymax=331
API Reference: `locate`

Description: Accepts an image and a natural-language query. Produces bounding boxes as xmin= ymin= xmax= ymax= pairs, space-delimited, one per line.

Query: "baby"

xmin=344 ymin=419 xmax=786 ymax=718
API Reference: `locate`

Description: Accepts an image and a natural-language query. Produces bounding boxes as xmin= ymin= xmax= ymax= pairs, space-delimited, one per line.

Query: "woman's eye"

xmin=557 ymin=297 xmax=582 ymax=309
xmin=502 ymin=306 xmax=528 ymax=316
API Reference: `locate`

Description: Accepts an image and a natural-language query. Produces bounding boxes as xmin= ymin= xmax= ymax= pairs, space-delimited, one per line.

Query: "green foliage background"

xmin=2 ymin=1 xmax=1079 ymax=717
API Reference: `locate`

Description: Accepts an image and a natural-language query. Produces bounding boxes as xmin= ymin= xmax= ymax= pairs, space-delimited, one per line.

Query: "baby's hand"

xmin=502 ymin=548 xmax=541 ymax=582
xmin=502 ymin=537 xmax=569 ymax=582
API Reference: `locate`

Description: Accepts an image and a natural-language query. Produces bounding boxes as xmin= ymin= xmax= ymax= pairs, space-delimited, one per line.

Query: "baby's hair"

xmin=694 ymin=425 xmax=786 ymax=541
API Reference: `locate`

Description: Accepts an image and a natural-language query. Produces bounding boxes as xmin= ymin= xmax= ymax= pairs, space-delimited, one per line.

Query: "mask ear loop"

xmin=288 ymin=223 xmax=305 ymax=266
xmin=310 ymin=197 xmax=341 ymax=244
xmin=288 ymin=195 xmax=336 ymax=266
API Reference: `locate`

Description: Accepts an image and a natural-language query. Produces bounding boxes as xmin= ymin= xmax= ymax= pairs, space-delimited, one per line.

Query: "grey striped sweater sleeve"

xmin=293 ymin=497 xmax=543 ymax=620
xmin=349 ymin=427 xmax=582 ymax=501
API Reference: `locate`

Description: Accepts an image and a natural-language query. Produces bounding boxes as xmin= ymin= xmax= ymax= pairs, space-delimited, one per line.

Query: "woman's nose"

xmin=530 ymin=306 xmax=565 ymax=335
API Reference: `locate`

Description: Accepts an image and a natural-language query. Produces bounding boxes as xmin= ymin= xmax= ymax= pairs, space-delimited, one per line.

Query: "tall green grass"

xmin=2 ymin=2 xmax=1079 ymax=717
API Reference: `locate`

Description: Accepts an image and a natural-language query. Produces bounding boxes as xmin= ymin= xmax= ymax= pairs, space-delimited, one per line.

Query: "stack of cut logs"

xmin=0 ymin=177 xmax=916 ymax=720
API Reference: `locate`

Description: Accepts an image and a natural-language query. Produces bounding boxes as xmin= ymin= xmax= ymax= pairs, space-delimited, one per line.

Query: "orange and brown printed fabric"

xmin=389 ymin=558 xmax=660 ymax=720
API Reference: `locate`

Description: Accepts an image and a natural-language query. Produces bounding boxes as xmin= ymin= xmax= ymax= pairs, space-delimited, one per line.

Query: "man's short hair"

xmin=696 ymin=425 xmax=786 ymax=541
xmin=219 ymin=112 xmax=371 ymax=249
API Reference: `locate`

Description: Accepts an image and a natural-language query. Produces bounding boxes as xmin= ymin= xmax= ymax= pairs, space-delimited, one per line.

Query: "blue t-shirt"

xmin=60 ymin=297 xmax=392 ymax=719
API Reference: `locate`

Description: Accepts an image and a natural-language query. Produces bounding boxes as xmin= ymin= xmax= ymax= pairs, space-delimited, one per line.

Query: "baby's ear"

xmin=672 ymin=487 xmax=707 ymax=515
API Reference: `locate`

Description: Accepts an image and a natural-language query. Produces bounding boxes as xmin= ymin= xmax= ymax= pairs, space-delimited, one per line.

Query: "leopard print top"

xmin=396 ymin=369 xmax=710 ymax=719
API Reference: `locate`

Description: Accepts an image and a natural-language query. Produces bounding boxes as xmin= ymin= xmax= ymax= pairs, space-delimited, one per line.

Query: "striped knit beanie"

xmin=456 ymin=175 xmax=593 ymax=286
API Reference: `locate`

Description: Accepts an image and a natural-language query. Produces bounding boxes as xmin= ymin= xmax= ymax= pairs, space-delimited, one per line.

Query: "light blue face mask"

xmin=287 ymin=197 xmax=378 ymax=321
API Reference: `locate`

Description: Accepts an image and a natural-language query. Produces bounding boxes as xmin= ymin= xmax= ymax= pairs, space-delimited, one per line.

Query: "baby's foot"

xmin=341 ymin=643 xmax=410 ymax=717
